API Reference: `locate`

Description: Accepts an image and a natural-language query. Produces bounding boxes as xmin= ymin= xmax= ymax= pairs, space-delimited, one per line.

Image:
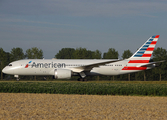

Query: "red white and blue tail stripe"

xmin=122 ymin=35 xmax=159 ymax=71
xmin=129 ymin=35 xmax=159 ymax=61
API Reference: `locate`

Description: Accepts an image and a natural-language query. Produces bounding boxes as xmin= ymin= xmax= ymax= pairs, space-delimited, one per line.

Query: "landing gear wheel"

xmin=16 ymin=77 xmax=20 ymax=81
xmin=14 ymin=75 xmax=20 ymax=81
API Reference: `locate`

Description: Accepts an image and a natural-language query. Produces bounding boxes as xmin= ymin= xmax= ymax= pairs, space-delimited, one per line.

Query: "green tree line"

xmin=0 ymin=47 xmax=167 ymax=81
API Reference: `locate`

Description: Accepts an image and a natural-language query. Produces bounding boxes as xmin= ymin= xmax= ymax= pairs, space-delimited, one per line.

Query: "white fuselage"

xmin=2 ymin=59 xmax=152 ymax=77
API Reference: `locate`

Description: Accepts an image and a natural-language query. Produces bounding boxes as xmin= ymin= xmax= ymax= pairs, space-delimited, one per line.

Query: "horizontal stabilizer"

xmin=136 ymin=60 xmax=166 ymax=67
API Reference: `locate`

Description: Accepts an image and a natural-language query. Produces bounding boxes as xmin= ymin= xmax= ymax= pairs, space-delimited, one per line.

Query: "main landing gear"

xmin=77 ymin=72 xmax=87 ymax=81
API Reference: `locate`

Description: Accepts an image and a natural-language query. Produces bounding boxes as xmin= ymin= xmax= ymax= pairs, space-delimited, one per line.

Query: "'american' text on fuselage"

xmin=31 ymin=62 xmax=66 ymax=68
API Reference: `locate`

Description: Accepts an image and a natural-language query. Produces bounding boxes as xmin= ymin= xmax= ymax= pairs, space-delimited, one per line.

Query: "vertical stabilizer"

xmin=121 ymin=35 xmax=159 ymax=72
xmin=128 ymin=35 xmax=159 ymax=63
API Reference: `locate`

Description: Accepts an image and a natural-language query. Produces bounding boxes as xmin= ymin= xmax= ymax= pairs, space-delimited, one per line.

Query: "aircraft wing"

xmin=136 ymin=60 xmax=166 ymax=67
xmin=70 ymin=59 xmax=123 ymax=73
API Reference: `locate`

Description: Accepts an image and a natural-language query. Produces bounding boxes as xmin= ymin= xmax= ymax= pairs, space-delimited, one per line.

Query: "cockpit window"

xmin=8 ymin=64 xmax=12 ymax=66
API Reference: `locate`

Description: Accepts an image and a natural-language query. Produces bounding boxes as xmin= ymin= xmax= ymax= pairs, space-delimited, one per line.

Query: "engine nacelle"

xmin=54 ymin=69 xmax=72 ymax=79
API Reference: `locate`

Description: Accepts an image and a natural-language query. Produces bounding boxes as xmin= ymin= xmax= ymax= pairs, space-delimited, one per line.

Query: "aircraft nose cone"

xmin=2 ymin=67 xmax=13 ymax=74
xmin=2 ymin=67 xmax=7 ymax=74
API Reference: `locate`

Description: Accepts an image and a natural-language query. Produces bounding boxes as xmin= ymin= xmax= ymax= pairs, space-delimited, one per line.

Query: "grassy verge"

xmin=0 ymin=81 xmax=167 ymax=96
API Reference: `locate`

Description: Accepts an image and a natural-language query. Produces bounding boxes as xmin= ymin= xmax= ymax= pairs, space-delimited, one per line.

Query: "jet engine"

xmin=54 ymin=69 xmax=72 ymax=79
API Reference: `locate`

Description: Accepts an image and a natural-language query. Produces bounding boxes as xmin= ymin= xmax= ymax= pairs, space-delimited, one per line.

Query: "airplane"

xmin=2 ymin=35 xmax=165 ymax=81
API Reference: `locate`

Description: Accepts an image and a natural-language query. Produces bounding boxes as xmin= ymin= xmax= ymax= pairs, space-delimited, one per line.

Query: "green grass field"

xmin=0 ymin=81 xmax=167 ymax=96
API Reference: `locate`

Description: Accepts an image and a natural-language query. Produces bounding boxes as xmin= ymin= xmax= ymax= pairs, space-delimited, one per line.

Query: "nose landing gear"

xmin=14 ymin=75 xmax=20 ymax=81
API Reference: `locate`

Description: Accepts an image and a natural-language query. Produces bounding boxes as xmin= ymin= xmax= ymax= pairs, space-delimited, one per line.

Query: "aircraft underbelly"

xmin=91 ymin=66 xmax=121 ymax=75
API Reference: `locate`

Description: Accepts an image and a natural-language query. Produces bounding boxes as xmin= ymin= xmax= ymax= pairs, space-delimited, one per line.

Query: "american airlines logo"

xmin=25 ymin=61 xmax=32 ymax=68
xmin=25 ymin=61 xmax=66 ymax=68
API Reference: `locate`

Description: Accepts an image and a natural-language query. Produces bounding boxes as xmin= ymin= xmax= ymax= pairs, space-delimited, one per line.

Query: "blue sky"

xmin=0 ymin=0 xmax=167 ymax=59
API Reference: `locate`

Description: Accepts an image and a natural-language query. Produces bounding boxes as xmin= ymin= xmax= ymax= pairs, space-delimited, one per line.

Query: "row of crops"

xmin=0 ymin=82 xmax=167 ymax=96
